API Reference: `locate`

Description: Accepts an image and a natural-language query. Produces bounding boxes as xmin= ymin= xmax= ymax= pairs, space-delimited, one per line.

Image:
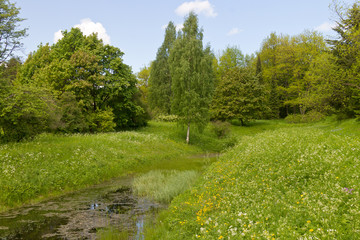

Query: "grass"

xmin=0 ymin=130 xmax=200 ymax=211
xmin=138 ymin=121 xmax=238 ymax=152
xmin=146 ymin=121 xmax=360 ymax=239
xmin=133 ymin=170 xmax=200 ymax=203
xmin=0 ymin=119 xmax=296 ymax=212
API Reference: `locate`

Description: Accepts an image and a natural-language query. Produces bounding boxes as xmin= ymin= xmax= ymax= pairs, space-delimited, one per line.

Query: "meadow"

xmin=0 ymin=120 xmax=241 ymax=212
xmin=146 ymin=120 xmax=360 ymax=239
xmin=1 ymin=118 xmax=358 ymax=239
xmin=0 ymin=127 xmax=202 ymax=212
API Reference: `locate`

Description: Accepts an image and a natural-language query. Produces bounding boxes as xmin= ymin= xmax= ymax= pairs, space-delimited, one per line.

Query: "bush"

xmin=211 ymin=121 xmax=231 ymax=138
xmin=0 ymin=85 xmax=57 ymax=142
xmin=285 ymin=110 xmax=325 ymax=124
xmin=87 ymin=109 xmax=116 ymax=133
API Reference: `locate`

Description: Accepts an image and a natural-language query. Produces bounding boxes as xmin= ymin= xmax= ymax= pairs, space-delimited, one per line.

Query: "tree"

xmin=0 ymin=85 xmax=57 ymax=142
xmin=0 ymin=0 xmax=27 ymax=63
xmin=329 ymin=1 xmax=360 ymax=118
xmin=169 ymin=12 xmax=214 ymax=144
xmin=148 ymin=22 xmax=177 ymax=114
xmin=17 ymin=28 xmax=147 ymax=132
xmin=214 ymin=46 xmax=246 ymax=81
xmin=259 ymin=31 xmax=327 ymax=117
xmin=137 ymin=64 xmax=151 ymax=105
xmin=211 ymin=68 xmax=265 ymax=125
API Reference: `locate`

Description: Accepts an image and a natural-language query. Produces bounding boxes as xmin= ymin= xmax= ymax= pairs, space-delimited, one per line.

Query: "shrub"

xmin=285 ymin=110 xmax=325 ymax=124
xmin=87 ymin=109 xmax=116 ymax=133
xmin=210 ymin=121 xmax=231 ymax=138
xmin=0 ymin=85 xmax=57 ymax=142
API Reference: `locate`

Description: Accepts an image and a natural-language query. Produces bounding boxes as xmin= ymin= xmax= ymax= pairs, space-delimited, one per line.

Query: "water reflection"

xmin=0 ymin=177 xmax=165 ymax=239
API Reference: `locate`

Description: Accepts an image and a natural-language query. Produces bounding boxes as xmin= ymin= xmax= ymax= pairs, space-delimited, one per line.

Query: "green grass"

xmin=138 ymin=121 xmax=238 ymax=152
xmin=133 ymin=170 xmax=200 ymax=203
xmin=147 ymin=122 xmax=360 ymax=239
xmin=0 ymin=119 xmax=291 ymax=212
xmin=97 ymin=227 xmax=129 ymax=240
xmin=0 ymin=130 xmax=200 ymax=211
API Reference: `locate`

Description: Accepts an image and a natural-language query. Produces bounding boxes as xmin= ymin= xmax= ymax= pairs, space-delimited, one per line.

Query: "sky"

xmin=14 ymin=0 xmax=355 ymax=73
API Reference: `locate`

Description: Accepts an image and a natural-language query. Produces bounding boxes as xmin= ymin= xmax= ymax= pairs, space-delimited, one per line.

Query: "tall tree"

xmin=169 ymin=12 xmax=214 ymax=144
xmin=148 ymin=22 xmax=177 ymax=114
xmin=329 ymin=1 xmax=360 ymax=117
xmin=0 ymin=0 xmax=27 ymax=63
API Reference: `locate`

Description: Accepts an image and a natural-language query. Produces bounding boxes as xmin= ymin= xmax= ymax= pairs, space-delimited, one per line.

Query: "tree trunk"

xmin=186 ymin=122 xmax=190 ymax=144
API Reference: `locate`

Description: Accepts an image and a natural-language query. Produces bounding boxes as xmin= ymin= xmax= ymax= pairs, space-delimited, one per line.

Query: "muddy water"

xmin=0 ymin=177 xmax=166 ymax=239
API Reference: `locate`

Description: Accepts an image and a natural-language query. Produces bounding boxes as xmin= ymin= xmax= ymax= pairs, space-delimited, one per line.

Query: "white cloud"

xmin=227 ymin=27 xmax=242 ymax=36
xmin=54 ymin=30 xmax=63 ymax=43
xmin=53 ymin=18 xmax=111 ymax=44
xmin=175 ymin=0 xmax=217 ymax=17
xmin=315 ymin=21 xmax=336 ymax=32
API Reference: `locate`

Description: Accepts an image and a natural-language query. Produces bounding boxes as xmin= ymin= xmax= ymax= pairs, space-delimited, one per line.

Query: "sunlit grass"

xmin=133 ymin=170 xmax=200 ymax=203
xmin=148 ymin=122 xmax=360 ymax=239
xmin=0 ymin=130 xmax=200 ymax=211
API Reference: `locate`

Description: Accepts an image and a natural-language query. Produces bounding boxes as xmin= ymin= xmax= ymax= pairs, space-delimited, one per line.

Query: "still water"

xmin=0 ymin=177 xmax=165 ymax=239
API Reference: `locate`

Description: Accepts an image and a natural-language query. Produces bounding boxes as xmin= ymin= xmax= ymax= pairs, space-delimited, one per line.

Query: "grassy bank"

xmin=147 ymin=121 xmax=360 ymax=239
xmin=0 ymin=120 xmax=239 ymax=212
xmin=0 ymin=129 xmax=201 ymax=212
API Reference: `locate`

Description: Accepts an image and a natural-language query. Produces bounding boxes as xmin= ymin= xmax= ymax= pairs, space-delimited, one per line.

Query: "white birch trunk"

xmin=186 ymin=122 xmax=190 ymax=144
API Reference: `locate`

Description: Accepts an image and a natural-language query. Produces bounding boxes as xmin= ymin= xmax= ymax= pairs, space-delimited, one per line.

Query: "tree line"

xmin=1 ymin=0 xmax=360 ymax=143
xmin=143 ymin=1 xmax=360 ymax=139
xmin=0 ymin=0 xmax=148 ymax=142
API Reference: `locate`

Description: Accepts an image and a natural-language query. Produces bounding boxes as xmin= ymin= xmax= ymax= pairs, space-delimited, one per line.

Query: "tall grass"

xmin=133 ymin=170 xmax=200 ymax=203
xmin=0 ymin=131 xmax=200 ymax=211
xmin=147 ymin=124 xmax=360 ymax=239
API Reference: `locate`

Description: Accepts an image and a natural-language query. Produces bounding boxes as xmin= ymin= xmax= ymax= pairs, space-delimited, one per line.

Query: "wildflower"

xmin=219 ymin=236 xmax=223 ymax=239
xmin=309 ymin=229 xmax=314 ymax=232
xmin=307 ymin=220 xmax=311 ymax=224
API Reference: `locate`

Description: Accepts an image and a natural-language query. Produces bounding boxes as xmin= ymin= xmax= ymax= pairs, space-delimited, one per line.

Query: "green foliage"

xmin=87 ymin=108 xmax=116 ymax=133
xmin=169 ymin=13 xmax=215 ymax=142
xmin=16 ymin=28 xmax=147 ymax=136
xmin=329 ymin=1 xmax=360 ymax=118
xmin=0 ymin=85 xmax=57 ymax=142
xmin=213 ymin=46 xmax=246 ymax=83
xmin=210 ymin=121 xmax=231 ymax=138
xmin=148 ymin=22 xmax=177 ymax=114
xmin=137 ymin=64 xmax=151 ymax=105
xmin=149 ymin=124 xmax=360 ymax=239
xmin=211 ymin=68 xmax=265 ymax=125
xmin=0 ymin=0 xmax=27 ymax=63
xmin=285 ymin=110 xmax=325 ymax=124
xmin=155 ymin=114 xmax=179 ymax=122
xmin=57 ymin=91 xmax=87 ymax=133
xmin=133 ymin=170 xmax=199 ymax=203
xmin=259 ymin=31 xmax=328 ymax=118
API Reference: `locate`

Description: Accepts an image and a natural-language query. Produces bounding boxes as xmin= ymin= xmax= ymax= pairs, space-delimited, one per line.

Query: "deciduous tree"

xmin=169 ymin=12 xmax=214 ymax=144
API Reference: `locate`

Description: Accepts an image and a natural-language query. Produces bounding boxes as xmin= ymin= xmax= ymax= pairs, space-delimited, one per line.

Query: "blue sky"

xmin=15 ymin=0 xmax=354 ymax=73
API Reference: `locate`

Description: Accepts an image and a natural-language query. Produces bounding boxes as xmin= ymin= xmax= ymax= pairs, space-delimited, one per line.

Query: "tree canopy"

xmin=169 ymin=12 xmax=214 ymax=143
xmin=0 ymin=0 xmax=27 ymax=63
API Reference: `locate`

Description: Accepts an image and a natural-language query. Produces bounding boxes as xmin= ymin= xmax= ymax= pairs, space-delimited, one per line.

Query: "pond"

xmin=0 ymin=153 xmax=220 ymax=239
xmin=0 ymin=176 xmax=165 ymax=239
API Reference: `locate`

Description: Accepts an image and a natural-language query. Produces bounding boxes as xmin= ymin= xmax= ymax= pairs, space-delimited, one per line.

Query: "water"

xmin=0 ymin=177 xmax=165 ymax=239
xmin=0 ymin=153 xmax=220 ymax=239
